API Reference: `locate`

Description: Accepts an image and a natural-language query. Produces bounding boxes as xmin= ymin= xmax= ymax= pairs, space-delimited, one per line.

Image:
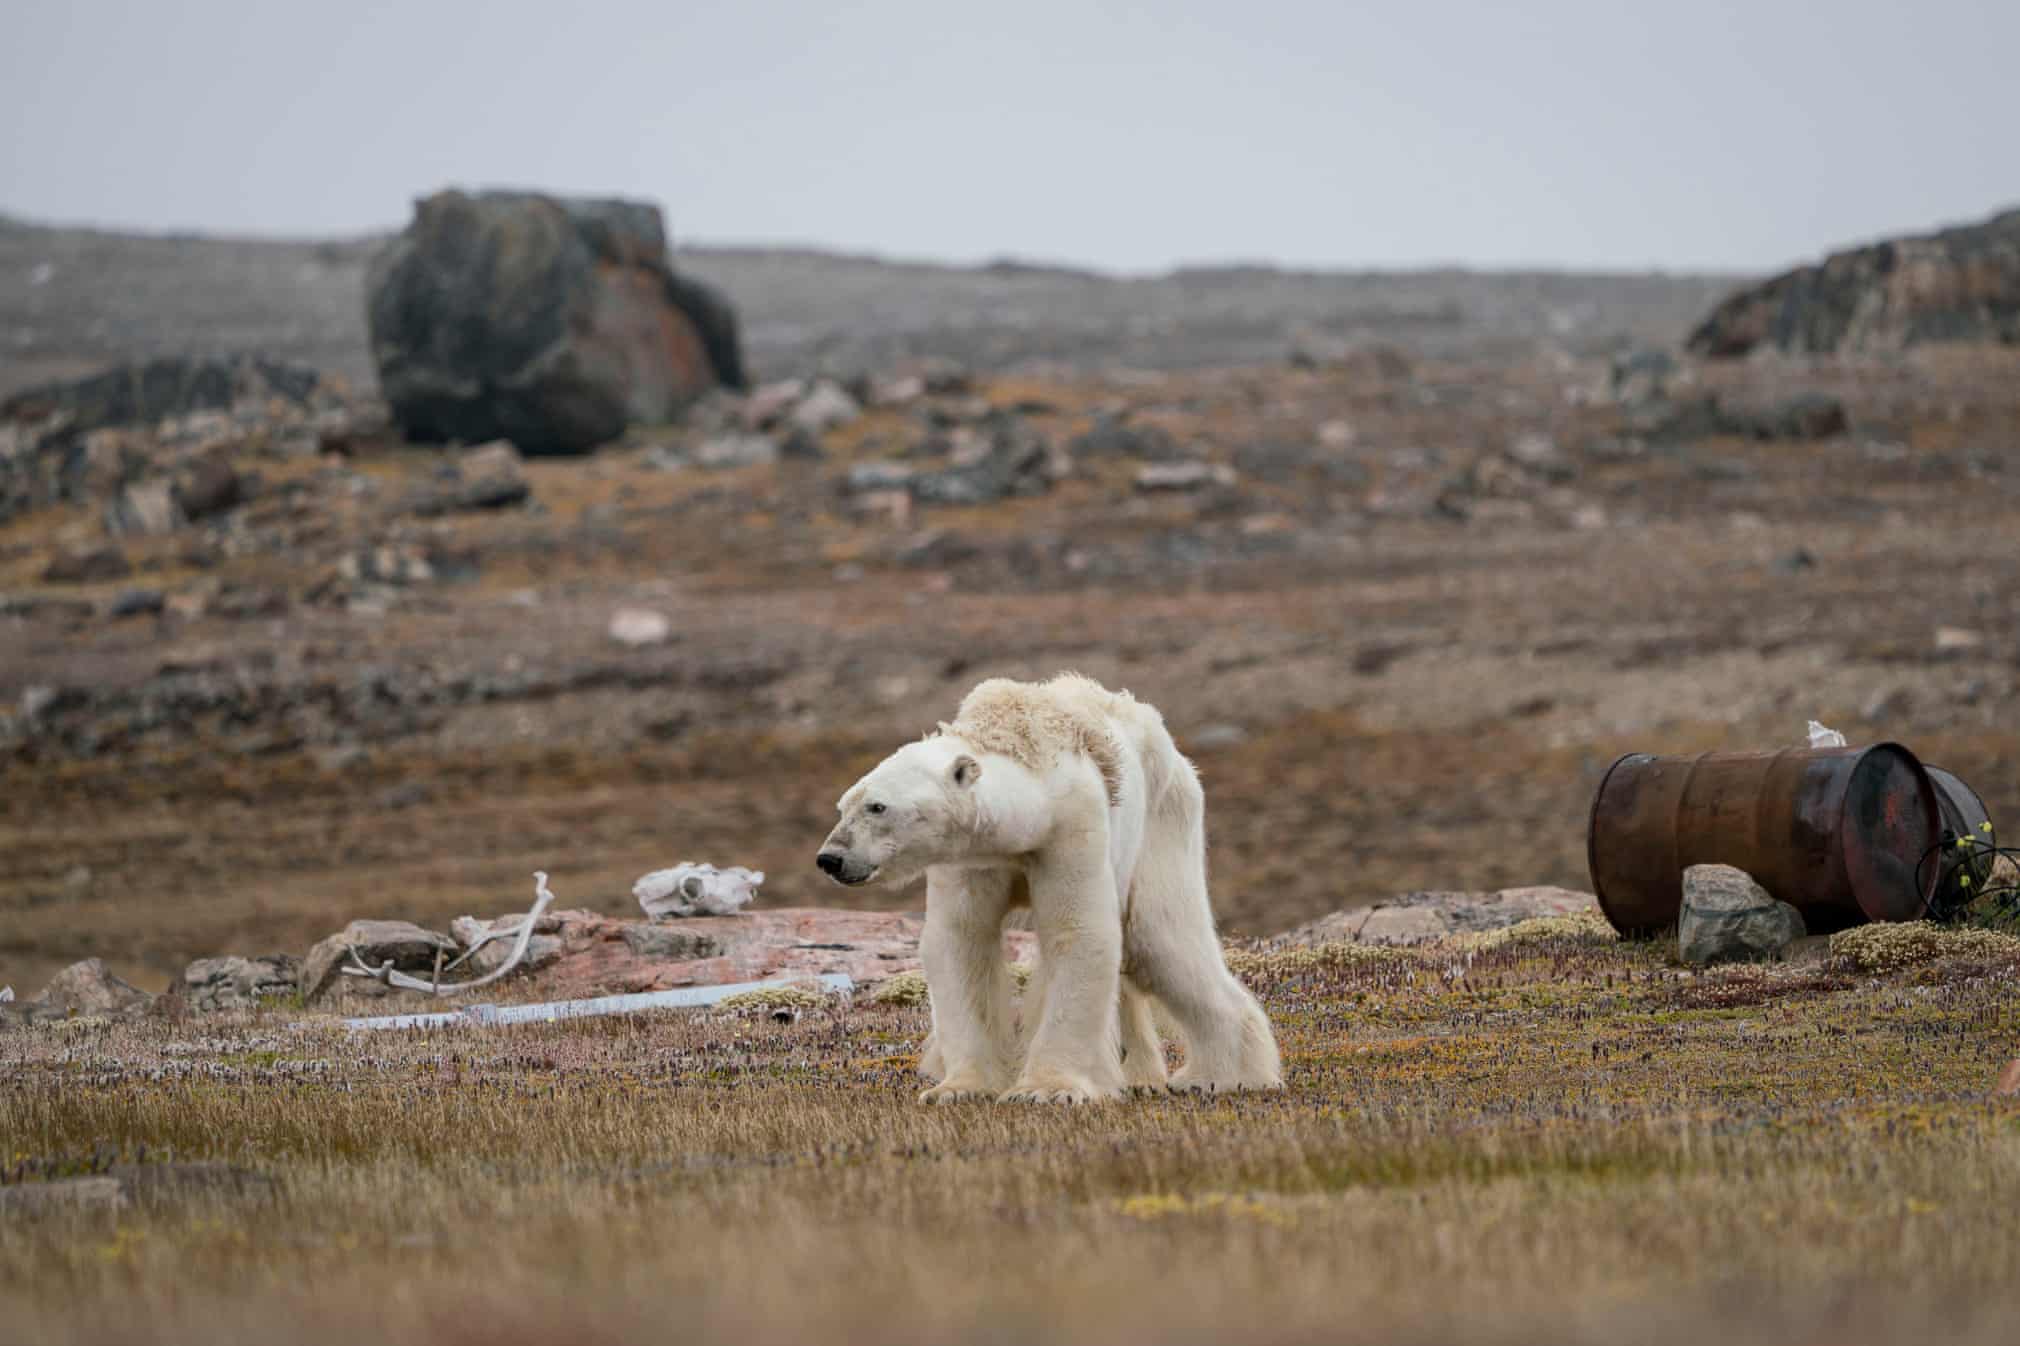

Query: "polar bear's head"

xmin=816 ymin=737 xmax=983 ymax=887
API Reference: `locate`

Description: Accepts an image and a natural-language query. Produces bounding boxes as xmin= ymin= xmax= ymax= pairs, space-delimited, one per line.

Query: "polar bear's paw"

xmin=918 ymin=1081 xmax=996 ymax=1105
xmin=1002 ymin=1074 xmax=1120 ymax=1105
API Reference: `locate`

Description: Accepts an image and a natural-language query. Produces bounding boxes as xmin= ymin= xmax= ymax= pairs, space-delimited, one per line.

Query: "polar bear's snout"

xmin=815 ymin=846 xmax=874 ymax=886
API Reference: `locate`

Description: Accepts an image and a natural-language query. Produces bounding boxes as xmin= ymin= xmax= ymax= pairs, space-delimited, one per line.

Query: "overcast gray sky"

xmin=2 ymin=0 xmax=2013 ymax=273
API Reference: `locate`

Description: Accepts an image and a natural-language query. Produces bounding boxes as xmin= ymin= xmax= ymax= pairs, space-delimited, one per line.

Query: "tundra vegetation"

xmin=5 ymin=921 xmax=2019 ymax=1346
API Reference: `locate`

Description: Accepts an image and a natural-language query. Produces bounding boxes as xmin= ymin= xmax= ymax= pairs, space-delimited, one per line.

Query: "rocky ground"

xmin=2 ymin=221 xmax=2019 ymax=1001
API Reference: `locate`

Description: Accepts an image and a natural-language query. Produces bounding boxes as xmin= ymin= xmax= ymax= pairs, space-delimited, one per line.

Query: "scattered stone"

xmin=1316 ymin=419 xmax=1356 ymax=449
xmin=1934 ymin=626 xmax=1985 ymax=652
xmin=1135 ymin=462 xmax=1236 ymax=492
xmin=108 ymin=477 xmax=181 ymax=535
xmin=634 ymin=863 xmax=763 ymax=918
xmin=691 ymin=433 xmax=780 ymax=469
xmin=42 ymin=546 xmax=131 ymax=584
xmin=738 ymin=379 xmax=805 ymax=430
xmin=1997 ymin=1059 xmax=2020 ymax=1097
xmin=1745 ymin=393 xmax=1849 ymax=441
xmin=1678 ymin=864 xmax=1805 ymax=965
xmin=846 ymin=461 xmax=914 ymax=494
xmin=105 ymin=588 xmax=165 ymax=619
xmin=366 ymin=189 xmax=743 ymax=454
xmin=1506 ymin=432 xmax=1573 ymax=479
xmin=333 ymin=542 xmax=438 ymax=589
xmin=1772 ymin=548 xmax=1817 ymax=575
xmin=789 ymin=381 xmax=861 ymax=435
xmin=300 ymin=920 xmax=460 ymax=1003
xmin=174 ymin=458 xmax=244 ymax=521
xmin=1069 ymin=415 xmax=1182 ymax=461
xmin=401 ymin=440 xmax=531 ymax=515
xmin=608 ymin=607 xmax=673 ymax=647
xmin=893 ymin=530 xmax=983 ymax=569
xmin=28 ymin=958 xmax=154 ymax=1017
xmin=908 ymin=420 xmax=1058 ymax=505
xmin=1609 ymin=347 xmax=1678 ymax=405
xmin=179 ymin=954 xmax=300 ymax=1012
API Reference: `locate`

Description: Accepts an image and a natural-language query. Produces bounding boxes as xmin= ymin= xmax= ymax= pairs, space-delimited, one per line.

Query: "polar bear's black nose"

xmin=816 ymin=852 xmax=846 ymax=878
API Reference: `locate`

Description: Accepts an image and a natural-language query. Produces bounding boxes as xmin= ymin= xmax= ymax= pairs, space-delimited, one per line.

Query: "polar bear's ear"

xmin=951 ymin=754 xmax=982 ymax=788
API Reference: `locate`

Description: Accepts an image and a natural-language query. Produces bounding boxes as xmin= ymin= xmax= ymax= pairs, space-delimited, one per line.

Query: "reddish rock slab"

xmin=1997 ymin=1059 xmax=2020 ymax=1098
xmin=447 ymin=907 xmax=1037 ymax=1001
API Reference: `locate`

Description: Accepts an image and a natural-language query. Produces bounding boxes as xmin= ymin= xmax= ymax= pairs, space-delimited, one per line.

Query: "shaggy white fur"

xmin=818 ymin=673 xmax=1282 ymax=1104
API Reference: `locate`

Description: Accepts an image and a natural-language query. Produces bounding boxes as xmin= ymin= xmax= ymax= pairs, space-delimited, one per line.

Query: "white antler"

xmin=341 ymin=872 xmax=558 ymax=996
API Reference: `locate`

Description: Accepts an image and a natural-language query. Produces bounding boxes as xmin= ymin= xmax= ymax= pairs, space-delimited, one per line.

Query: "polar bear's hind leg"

xmin=1125 ymin=741 xmax=1283 ymax=1092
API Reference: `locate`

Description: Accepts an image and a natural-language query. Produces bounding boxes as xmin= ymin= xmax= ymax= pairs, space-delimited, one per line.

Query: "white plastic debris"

xmin=1807 ymin=720 xmax=1849 ymax=749
xmin=634 ymin=863 xmax=763 ymax=918
xmin=339 ymin=973 xmax=851 ymax=1031
xmin=0 ymin=986 xmax=13 ymax=1003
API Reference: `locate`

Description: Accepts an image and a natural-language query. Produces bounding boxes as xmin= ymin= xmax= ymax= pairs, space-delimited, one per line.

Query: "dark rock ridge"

xmin=1689 ymin=207 xmax=2020 ymax=357
xmin=366 ymin=190 xmax=745 ymax=455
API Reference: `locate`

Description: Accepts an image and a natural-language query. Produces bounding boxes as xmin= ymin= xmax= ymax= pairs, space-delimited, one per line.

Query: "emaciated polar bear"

xmin=816 ymin=673 xmax=1282 ymax=1103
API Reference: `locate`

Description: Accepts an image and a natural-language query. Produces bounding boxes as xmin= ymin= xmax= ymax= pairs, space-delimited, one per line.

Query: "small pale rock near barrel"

xmin=1679 ymin=864 xmax=1806 ymax=965
xmin=300 ymin=919 xmax=459 ymax=1002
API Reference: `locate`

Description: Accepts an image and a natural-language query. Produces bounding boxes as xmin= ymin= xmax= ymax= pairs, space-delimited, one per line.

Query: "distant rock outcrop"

xmin=366 ymin=190 xmax=745 ymax=455
xmin=1689 ymin=208 xmax=2020 ymax=358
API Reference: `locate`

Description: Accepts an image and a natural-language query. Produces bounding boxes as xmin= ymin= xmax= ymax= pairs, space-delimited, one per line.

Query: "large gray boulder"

xmin=1678 ymin=864 xmax=1806 ymax=965
xmin=366 ymin=190 xmax=745 ymax=455
xmin=1689 ymin=207 xmax=2020 ymax=357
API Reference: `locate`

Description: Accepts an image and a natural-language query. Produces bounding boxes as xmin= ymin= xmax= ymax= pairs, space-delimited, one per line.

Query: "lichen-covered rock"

xmin=1689 ymin=207 xmax=2020 ymax=357
xmin=1679 ymin=864 xmax=1805 ymax=965
xmin=300 ymin=920 xmax=460 ymax=1002
xmin=179 ymin=954 xmax=299 ymax=1012
xmin=366 ymin=189 xmax=744 ymax=454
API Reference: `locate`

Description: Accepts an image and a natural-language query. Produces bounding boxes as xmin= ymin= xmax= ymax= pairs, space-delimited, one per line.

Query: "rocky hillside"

xmin=1689 ymin=206 xmax=2020 ymax=358
xmin=0 ymin=213 xmax=1739 ymax=398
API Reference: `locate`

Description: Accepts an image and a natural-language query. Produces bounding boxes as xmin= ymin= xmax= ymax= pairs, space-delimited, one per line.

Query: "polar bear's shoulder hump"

xmin=939 ymin=673 xmax=1132 ymax=805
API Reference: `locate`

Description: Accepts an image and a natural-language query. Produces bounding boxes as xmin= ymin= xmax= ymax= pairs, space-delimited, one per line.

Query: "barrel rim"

xmin=1587 ymin=750 xmax=1650 ymax=935
xmin=1840 ymin=740 xmax=1942 ymax=923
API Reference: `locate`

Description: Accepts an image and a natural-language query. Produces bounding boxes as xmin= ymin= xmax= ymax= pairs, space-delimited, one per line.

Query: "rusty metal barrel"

xmin=1586 ymin=744 xmax=1942 ymax=934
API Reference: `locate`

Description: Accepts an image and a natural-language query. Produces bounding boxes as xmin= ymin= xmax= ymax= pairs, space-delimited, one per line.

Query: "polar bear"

xmin=816 ymin=673 xmax=1282 ymax=1104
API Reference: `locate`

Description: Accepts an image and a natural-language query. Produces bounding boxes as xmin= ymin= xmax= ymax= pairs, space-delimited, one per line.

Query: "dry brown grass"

xmin=6 ymin=931 xmax=2020 ymax=1346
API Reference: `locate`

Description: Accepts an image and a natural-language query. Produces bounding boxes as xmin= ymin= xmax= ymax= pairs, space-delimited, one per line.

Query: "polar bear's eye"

xmin=866 ymin=801 xmax=888 ymax=816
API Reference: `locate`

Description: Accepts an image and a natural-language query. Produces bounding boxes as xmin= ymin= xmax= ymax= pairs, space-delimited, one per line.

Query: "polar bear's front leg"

xmin=1005 ymin=829 xmax=1127 ymax=1104
xmin=918 ymin=868 xmax=1019 ymax=1104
